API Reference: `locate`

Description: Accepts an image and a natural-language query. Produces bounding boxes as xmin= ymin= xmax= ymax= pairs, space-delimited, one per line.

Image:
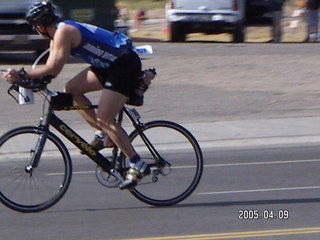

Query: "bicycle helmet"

xmin=26 ymin=1 xmax=59 ymax=26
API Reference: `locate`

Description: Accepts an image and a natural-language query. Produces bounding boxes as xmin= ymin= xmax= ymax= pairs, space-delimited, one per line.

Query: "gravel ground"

xmin=0 ymin=34 xmax=320 ymax=133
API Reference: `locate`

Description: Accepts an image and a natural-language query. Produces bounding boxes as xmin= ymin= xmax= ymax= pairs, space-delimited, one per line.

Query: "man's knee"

xmin=64 ymin=81 xmax=77 ymax=94
xmin=96 ymin=117 xmax=115 ymax=130
xmin=63 ymin=86 xmax=69 ymax=93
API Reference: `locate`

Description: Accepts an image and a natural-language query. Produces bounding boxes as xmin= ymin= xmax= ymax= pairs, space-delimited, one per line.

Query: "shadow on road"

xmin=0 ymin=51 xmax=84 ymax=65
xmin=0 ymin=52 xmax=38 ymax=64
xmin=176 ymin=197 xmax=320 ymax=208
xmin=42 ymin=197 xmax=320 ymax=214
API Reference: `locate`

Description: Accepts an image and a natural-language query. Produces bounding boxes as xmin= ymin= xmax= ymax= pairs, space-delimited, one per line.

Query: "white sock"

xmin=130 ymin=159 xmax=144 ymax=170
xmin=95 ymin=130 xmax=105 ymax=139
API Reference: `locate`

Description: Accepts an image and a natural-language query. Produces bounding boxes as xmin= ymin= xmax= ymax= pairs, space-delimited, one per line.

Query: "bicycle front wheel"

xmin=0 ymin=126 xmax=72 ymax=212
xmin=125 ymin=120 xmax=203 ymax=206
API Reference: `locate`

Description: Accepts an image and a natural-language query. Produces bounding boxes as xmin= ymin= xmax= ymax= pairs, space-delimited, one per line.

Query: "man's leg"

xmin=96 ymin=89 xmax=150 ymax=189
xmin=96 ymin=89 xmax=136 ymax=158
xmin=64 ymin=67 xmax=103 ymax=132
xmin=272 ymin=10 xmax=282 ymax=42
xmin=308 ymin=10 xmax=318 ymax=41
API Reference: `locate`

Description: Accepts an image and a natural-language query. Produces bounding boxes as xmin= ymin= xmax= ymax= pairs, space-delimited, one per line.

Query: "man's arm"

xmin=27 ymin=24 xmax=79 ymax=79
xmin=2 ymin=24 xmax=80 ymax=84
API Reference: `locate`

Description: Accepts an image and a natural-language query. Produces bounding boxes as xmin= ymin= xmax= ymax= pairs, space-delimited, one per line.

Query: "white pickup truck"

xmin=166 ymin=0 xmax=247 ymax=42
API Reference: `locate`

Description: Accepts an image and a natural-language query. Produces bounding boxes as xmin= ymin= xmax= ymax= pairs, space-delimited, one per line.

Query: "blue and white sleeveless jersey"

xmin=60 ymin=20 xmax=133 ymax=69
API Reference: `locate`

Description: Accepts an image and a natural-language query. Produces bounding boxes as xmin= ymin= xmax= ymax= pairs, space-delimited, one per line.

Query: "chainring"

xmin=95 ymin=166 xmax=122 ymax=188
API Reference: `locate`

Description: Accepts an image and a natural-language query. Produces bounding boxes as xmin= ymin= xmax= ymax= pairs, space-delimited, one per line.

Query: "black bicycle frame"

xmin=123 ymin=108 xmax=166 ymax=167
xmin=42 ymin=105 xmax=165 ymax=176
xmin=48 ymin=113 xmax=113 ymax=173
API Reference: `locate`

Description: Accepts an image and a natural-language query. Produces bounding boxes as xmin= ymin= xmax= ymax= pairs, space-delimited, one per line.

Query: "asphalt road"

xmin=1 ymin=43 xmax=320 ymax=240
xmin=1 ymin=146 xmax=320 ymax=240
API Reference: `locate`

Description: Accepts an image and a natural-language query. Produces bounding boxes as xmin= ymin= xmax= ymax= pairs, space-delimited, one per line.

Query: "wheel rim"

xmin=126 ymin=121 xmax=203 ymax=206
xmin=0 ymin=128 xmax=71 ymax=212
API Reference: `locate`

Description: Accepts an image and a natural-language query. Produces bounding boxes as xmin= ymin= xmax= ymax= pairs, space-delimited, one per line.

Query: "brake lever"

xmin=1 ymin=69 xmax=29 ymax=103
xmin=1 ymin=69 xmax=18 ymax=103
xmin=7 ymin=84 xmax=19 ymax=103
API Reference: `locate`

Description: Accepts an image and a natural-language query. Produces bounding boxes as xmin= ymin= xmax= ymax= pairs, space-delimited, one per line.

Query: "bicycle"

xmin=0 ymin=74 xmax=203 ymax=213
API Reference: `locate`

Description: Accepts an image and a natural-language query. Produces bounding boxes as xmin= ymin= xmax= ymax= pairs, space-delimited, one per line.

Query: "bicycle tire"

xmin=123 ymin=120 xmax=203 ymax=206
xmin=0 ymin=126 xmax=72 ymax=212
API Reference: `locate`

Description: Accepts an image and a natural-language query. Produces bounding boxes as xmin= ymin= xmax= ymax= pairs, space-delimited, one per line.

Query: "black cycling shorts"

xmin=90 ymin=50 xmax=142 ymax=97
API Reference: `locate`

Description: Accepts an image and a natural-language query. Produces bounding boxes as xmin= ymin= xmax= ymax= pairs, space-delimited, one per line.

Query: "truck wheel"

xmin=232 ymin=24 xmax=245 ymax=43
xmin=170 ymin=22 xmax=186 ymax=42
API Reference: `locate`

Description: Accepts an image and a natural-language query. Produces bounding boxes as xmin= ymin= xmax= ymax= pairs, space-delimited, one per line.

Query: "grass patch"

xmin=118 ymin=0 xmax=297 ymax=10
xmin=117 ymin=0 xmax=166 ymax=11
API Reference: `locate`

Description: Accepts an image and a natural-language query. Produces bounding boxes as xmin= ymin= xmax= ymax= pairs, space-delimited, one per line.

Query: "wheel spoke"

xmin=124 ymin=121 xmax=203 ymax=206
xmin=0 ymin=127 xmax=72 ymax=212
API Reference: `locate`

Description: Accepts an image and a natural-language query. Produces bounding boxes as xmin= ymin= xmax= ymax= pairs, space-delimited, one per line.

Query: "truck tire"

xmin=232 ymin=24 xmax=245 ymax=43
xmin=170 ymin=22 xmax=186 ymax=42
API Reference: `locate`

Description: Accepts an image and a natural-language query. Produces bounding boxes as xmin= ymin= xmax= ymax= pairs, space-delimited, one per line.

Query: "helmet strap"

xmin=35 ymin=25 xmax=53 ymax=40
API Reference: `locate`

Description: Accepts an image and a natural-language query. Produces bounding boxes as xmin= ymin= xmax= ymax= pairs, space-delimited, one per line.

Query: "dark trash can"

xmin=53 ymin=0 xmax=117 ymax=30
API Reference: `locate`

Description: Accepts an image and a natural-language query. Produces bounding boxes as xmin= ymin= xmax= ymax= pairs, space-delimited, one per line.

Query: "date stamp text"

xmin=238 ymin=209 xmax=289 ymax=220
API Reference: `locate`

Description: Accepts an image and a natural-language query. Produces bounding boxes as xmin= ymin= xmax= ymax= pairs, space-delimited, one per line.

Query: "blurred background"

xmin=0 ymin=0 xmax=314 ymax=56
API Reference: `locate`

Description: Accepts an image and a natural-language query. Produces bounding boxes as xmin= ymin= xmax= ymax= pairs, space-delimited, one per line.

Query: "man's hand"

xmin=3 ymin=68 xmax=19 ymax=84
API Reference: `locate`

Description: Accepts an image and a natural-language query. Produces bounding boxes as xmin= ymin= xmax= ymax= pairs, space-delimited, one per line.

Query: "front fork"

xmin=26 ymin=98 xmax=52 ymax=173
xmin=26 ymin=125 xmax=49 ymax=174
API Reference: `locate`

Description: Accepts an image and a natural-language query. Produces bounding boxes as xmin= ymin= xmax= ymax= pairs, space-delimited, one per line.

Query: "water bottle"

xmin=134 ymin=69 xmax=156 ymax=96
xmin=19 ymin=87 xmax=34 ymax=105
xmin=134 ymin=81 xmax=148 ymax=96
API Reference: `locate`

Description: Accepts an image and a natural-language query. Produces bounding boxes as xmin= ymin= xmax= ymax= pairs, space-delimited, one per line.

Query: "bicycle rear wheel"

xmin=124 ymin=120 xmax=203 ymax=206
xmin=0 ymin=126 xmax=72 ymax=212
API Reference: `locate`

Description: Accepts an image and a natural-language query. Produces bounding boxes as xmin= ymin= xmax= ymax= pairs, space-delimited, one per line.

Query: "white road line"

xmin=198 ymin=159 xmax=320 ymax=195
xmin=197 ymin=186 xmax=320 ymax=195
xmin=47 ymin=170 xmax=94 ymax=176
xmin=46 ymin=159 xmax=320 ymax=176
xmin=204 ymin=159 xmax=320 ymax=168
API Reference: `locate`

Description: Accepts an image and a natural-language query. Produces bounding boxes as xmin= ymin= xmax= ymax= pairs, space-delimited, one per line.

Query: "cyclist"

xmin=2 ymin=1 xmax=150 ymax=189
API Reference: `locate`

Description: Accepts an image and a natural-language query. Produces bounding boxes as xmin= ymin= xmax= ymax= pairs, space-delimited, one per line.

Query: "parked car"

xmin=0 ymin=0 xmax=117 ymax=54
xmin=165 ymin=0 xmax=247 ymax=42
xmin=0 ymin=0 xmax=50 ymax=54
